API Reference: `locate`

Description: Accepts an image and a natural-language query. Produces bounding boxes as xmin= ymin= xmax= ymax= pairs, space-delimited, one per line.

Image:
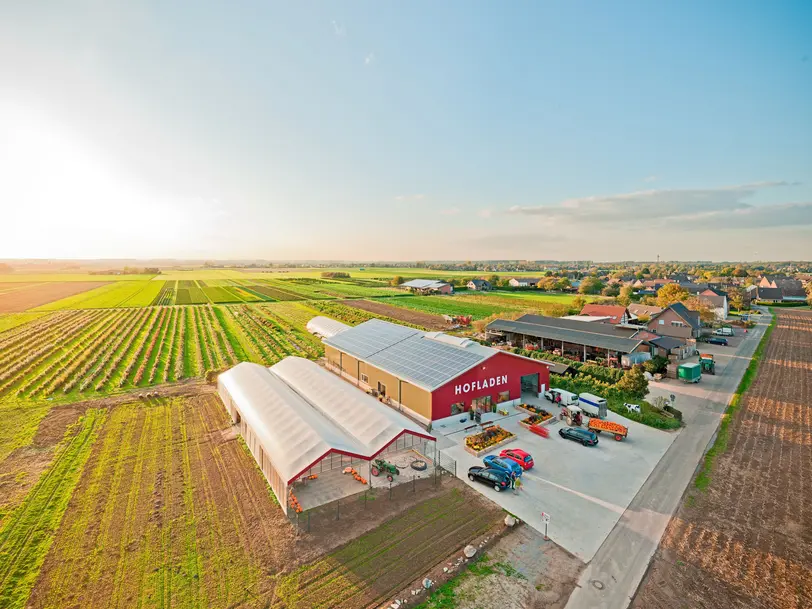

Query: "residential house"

xmin=579 ymin=304 xmax=630 ymax=325
xmin=627 ymin=303 xmax=664 ymax=321
xmin=646 ymin=302 xmax=702 ymax=340
xmin=399 ymin=279 xmax=453 ymax=295
xmin=677 ymin=282 xmax=710 ymax=295
xmin=508 ymin=277 xmax=540 ymax=288
xmin=697 ymin=288 xmax=729 ymax=320
xmin=467 ymin=279 xmax=492 ymax=291
xmin=747 ymin=286 xmax=783 ymax=303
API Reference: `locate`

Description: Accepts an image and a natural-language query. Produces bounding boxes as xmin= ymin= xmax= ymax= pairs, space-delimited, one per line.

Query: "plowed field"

xmin=0 ymin=282 xmax=109 ymax=312
xmin=343 ymin=299 xmax=448 ymax=329
xmin=633 ymin=310 xmax=812 ymax=609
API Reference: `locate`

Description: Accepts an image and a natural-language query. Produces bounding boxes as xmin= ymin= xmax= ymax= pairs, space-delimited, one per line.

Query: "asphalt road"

xmin=564 ymin=309 xmax=772 ymax=609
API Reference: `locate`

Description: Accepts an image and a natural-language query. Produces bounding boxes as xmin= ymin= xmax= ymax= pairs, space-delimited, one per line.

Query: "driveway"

xmin=438 ymin=397 xmax=677 ymax=562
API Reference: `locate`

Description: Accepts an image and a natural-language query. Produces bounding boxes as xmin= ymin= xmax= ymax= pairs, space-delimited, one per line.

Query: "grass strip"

xmin=0 ymin=409 xmax=106 ymax=609
xmin=694 ymin=312 xmax=777 ymax=490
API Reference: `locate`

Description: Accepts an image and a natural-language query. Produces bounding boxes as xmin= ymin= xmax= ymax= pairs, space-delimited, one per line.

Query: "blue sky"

xmin=1 ymin=1 xmax=810 ymax=260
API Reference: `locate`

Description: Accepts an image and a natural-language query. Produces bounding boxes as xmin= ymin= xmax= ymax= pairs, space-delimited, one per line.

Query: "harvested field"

xmin=21 ymin=394 xmax=296 ymax=609
xmin=0 ymin=282 xmax=109 ymax=313
xmin=633 ymin=310 xmax=812 ymax=609
xmin=308 ymin=300 xmax=427 ymax=329
xmin=343 ymin=298 xmax=448 ymax=330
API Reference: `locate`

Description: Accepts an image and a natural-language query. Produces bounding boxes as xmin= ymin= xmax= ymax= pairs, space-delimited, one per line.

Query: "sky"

xmin=1 ymin=1 xmax=810 ymax=262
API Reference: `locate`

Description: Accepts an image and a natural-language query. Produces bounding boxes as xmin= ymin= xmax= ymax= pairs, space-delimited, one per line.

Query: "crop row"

xmin=307 ymin=300 xmax=425 ymax=329
xmin=0 ymin=306 xmax=246 ymax=401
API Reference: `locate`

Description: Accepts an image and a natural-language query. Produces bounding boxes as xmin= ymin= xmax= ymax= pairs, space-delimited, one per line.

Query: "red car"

xmin=499 ymin=448 xmax=534 ymax=470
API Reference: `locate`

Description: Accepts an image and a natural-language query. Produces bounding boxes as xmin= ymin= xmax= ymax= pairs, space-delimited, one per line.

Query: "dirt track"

xmin=344 ymin=298 xmax=448 ymax=330
xmin=632 ymin=310 xmax=812 ymax=609
xmin=0 ymin=281 xmax=109 ymax=312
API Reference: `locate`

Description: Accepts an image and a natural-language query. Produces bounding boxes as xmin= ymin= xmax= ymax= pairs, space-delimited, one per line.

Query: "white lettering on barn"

xmin=454 ymin=375 xmax=509 ymax=396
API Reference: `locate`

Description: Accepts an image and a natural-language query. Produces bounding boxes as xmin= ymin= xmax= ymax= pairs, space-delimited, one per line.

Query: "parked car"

xmin=558 ymin=427 xmax=599 ymax=446
xmin=467 ymin=466 xmax=513 ymax=492
xmin=713 ymin=327 xmax=734 ymax=336
xmin=707 ymin=337 xmax=729 ymax=346
xmin=483 ymin=455 xmax=523 ymax=478
xmin=499 ymin=448 xmax=534 ymax=470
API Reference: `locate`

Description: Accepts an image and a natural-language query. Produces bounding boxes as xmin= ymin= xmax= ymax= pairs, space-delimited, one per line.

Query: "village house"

xmin=508 ymin=277 xmax=540 ymax=288
xmin=646 ymin=302 xmax=702 ymax=340
xmin=467 ymin=279 xmax=492 ymax=291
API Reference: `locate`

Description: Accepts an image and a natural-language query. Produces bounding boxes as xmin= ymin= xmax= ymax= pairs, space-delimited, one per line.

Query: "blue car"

xmin=482 ymin=455 xmax=523 ymax=478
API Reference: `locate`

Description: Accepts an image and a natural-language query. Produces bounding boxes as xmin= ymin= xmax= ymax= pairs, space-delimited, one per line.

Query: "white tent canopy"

xmin=218 ymin=359 xmax=434 ymax=486
xmin=305 ymin=316 xmax=350 ymax=339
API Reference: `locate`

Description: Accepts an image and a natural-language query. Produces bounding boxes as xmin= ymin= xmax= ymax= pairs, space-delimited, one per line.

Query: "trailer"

xmin=588 ymin=418 xmax=628 ymax=441
xmin=678 ymin=362 xmax=702 ymax=384
xmin=578 ymin=393 xmax=608 ymax=418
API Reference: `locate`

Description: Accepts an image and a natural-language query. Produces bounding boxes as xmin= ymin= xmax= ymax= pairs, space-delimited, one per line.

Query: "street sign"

xmin=541 ymin=512 xmax=551 ymax=524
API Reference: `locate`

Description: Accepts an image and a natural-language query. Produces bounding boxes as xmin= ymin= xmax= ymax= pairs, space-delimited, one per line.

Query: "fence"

xmin=288 ymin=451 xmax=457 ymax=534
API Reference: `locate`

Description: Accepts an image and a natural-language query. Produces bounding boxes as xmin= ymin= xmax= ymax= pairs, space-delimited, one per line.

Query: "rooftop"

xmin=400 ymin=279 xmax=450 ymax=290
xmin=324 ymin=318 xmax=495 ymax=391
xmin=579 ymin=304 xmax=628 ymax=324
xmin=486 ymin=315 xmax=644 ymax=353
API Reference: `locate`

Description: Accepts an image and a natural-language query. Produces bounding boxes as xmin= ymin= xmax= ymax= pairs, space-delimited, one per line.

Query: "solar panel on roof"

xmin=326 ymin=319 xmax=420 ymax=358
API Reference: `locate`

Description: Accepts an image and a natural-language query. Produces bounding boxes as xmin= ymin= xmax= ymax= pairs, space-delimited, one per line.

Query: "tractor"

xmin=370 ymin=458 xmax=400 ymax=482
xmin=699 ymin=353 xmax=716 ymax=375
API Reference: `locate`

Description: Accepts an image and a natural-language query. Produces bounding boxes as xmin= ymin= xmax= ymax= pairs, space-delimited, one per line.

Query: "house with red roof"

xmin=579 ymin=304 xmax=630 ymax=325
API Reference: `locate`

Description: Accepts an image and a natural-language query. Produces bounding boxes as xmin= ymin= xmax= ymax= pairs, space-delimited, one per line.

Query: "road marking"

xmin=523 ymin=472 xmax=625 ymax=514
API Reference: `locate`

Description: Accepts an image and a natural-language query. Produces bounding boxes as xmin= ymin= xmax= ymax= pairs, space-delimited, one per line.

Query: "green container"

xmin=678 ymin=363 xmax=702 ymax=383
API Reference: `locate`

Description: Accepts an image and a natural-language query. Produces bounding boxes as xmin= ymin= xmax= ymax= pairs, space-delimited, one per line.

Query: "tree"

xmin=390 ymin=275 xmax=404 ymax=287
xmin=572 ymin=295 xmax=586 ymax=311
xmin=685 ymin=297 xmax=716 ymax=324
xmin=728 ymin=287 xmax=744 ymax=311
xmin=555 ymin=277 xmax=571 ymax=291
xmin=656 ymin=284 xmax=689 ymax=308
xmin=487 ymin=274 xmax=500 ymax=287
xmin=601 ymin=285 xmax=620 ymax=297
xmin=578 ymin=277 xmax=604 ymax=295
xmin=618 ymin=285 xmax=633 ymax=306
xmin=617 ymin=365 xmax=648 ymax=398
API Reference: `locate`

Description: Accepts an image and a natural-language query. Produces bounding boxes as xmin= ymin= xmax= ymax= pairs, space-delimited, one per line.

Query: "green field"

xmin=0 ymin=313 xmax=49 ymax=333
xmin=34 ymin=281 xmax=160 ymax=310
xmin=383 ymin=295 xmax=523 ymax=320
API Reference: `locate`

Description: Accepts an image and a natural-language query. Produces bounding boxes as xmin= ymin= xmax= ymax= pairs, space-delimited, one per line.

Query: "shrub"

xmin=643 ymin=356 xmax=668 ymax=374
xmin=616 ymin=365 xmax=648 ymax=398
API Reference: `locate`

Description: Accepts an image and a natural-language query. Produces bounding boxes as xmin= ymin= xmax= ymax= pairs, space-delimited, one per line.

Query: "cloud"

xmin=477 ymin=209 xmax=492 ymax=218
xmin=506 ymin=182 xmax=802 ymax=229
xmin=394 ymin=193 xmax=425 ymax=201
xmin=364 ymin=52 xmax=375 ymax=66
xmin=643 ymin=175 xmax=658 ymax=183
xmin=331 ymin=20 xmax=346 ymax=37
xmin=439 ymin=207 xmax=460 ymax=216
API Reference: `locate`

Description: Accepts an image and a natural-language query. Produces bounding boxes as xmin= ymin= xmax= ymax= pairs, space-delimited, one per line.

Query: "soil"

xmin=343 ymin=298 xmax=449 ymax=330
xmin=632 ymin=310 xmax=812 ymax=609
xmin=0 ymin=281 xmax=110 ymax=312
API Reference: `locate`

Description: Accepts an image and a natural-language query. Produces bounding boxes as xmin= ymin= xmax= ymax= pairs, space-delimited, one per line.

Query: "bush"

xmin=616 ymin=365 xmax=648 ymax=398
xmin=643 ymin=356 xmax=668 ymax=374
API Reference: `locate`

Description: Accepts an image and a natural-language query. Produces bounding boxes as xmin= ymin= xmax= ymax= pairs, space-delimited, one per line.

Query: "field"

xmin=33 ymin=281 xmax=162 ymax=311
xmin=633 ymin=310 xmax=812 ymax=609
xmin=273 ymin=488 xmax=502 ymax=608
xmin=0 ymin=282 xmax=110 ymax=312
xmin=0 ymin=306 xmax=242 ymax=402
xmin=308 ymin=300 xmax=428 ymax=329
xmin=0 ymin=313 xmax=48 ymax=333
xmin=384 ymin=295 xmax=524 ymax=320
xmin=342 ymin=299 xmax=448 ymax=330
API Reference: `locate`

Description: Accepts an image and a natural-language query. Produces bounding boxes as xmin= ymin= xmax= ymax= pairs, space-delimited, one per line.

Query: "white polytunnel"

xmin=217 ymin=359 xmax=435 ymax=514
xmin=305 ymin=316 xmax=350 ymax=339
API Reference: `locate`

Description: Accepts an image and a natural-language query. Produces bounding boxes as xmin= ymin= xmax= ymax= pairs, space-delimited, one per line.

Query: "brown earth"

xmin=632 ymin=310 xmax=812 ymax=609
xmin=344 ymin=298 xmax=448 ymax=330
xmin=0 ymin=281 xmax=109 ymax=312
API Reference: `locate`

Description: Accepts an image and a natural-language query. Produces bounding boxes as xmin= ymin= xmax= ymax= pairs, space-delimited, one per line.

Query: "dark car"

xmin=559 ymin=427 xmax=599 ymax=446
xmin=707 ymin=337 xmax=728 ymax=346
xmin=467 ymin=466 xmax=512 ymax=492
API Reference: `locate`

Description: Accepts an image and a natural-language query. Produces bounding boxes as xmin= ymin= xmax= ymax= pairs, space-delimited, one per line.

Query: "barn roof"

xmin=486 ymin=316 xmax=644 ymax=353
xmin=217 ymin=360 xmax=434 ymax=485
xmin=400 ymin=279 xmax=449 ymax=289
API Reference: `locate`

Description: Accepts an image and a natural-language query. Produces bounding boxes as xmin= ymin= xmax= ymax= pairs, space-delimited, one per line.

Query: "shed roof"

xmin=218 ymin=360 xmax=434 ymax=485
xmin=579 ymin=304 xmax=628 ymax=324
xmin=324 ymin=319 xmax=494 ymax=391
xmin=305 ymin=316 xmax=351 ymax=339
xmin=486 ymin=317 xmax=644 ymax=353
xmin=648 ymin=336 xmax=685 ymax=351
xmin=754 ymin=287 xmax=783 ymax=300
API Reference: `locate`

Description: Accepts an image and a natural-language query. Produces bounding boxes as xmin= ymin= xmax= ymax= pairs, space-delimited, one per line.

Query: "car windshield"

xmin=524 ymin=456 xmax=532 ymax=462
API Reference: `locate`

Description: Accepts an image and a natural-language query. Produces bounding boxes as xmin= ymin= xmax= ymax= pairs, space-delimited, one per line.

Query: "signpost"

xmin=541 ymin=511 xmax=550 ymax=540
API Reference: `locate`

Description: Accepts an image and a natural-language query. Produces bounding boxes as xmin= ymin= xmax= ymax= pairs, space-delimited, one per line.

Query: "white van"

xmin=578 ymin=393 xmax=608 ymax=418
xmin=713 ymin=327 xmax=734 ymax=337
xmin=543 ymin=388 xmax=579 ymax=406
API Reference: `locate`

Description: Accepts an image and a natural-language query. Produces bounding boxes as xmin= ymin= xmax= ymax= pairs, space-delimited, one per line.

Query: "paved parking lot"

xmin=438 ymin=396 xmax=677 ymax=561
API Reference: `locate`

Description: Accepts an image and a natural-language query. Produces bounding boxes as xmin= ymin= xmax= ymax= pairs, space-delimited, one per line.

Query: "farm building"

xmin=399 ymin=279 xmax=453 ymax=295
xmin=322 ymin=319 xmax=550 ymax=425
xmin=646 ymin=303 xmax=702 ymax=339
xmin=218 ymin=359 xmax=436 ymax=514
xmin=306 ymin=315 xmax=350 ymax=338
xmin=486 ymin=314 xmax=650 ymax=367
